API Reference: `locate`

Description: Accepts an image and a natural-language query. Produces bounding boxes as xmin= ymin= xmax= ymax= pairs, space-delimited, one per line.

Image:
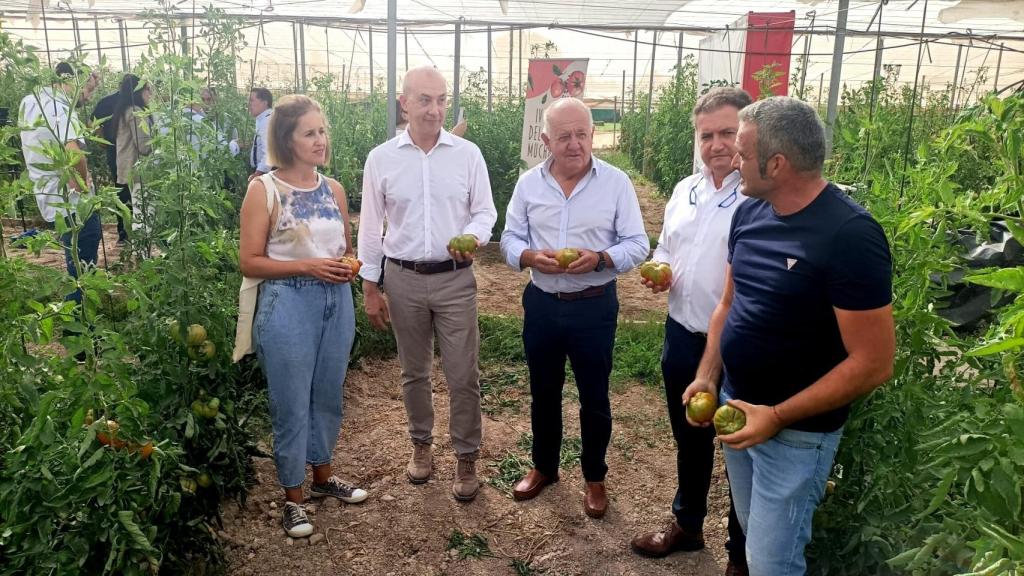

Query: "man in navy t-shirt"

xmin=682 ymin=96 xmax=895 ymax=576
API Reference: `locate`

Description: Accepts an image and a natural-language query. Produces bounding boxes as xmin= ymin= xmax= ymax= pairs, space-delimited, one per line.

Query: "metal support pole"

xmin=994 ymin=43 xmax=1004 ymax=92
xmin=817 ymin=72 xmax=824 ymax=110
xmin=646 ymin=30 xmax=657 ymax=128
xmin=325 ymin=26 xmax=331 ymax=81
xmin=799 ymin=11 xmax=816 ymax=97
xmin=518 ymin=28 xmax=523 ymax=98
xmin=863 ymin=2 xmax=885 ymax=179
xmin=299 ymin=22 xmax=308 ymax=92
xmin=40 ymin=2 xmax=52 ymax=68
xmin=957 ymin=42 xmax=971 ymax=109
xmin=824 ymin=0 xmax=850 ymax=157
xmin=347 ymin=29 xmax=357 ymax=90
xmin=621 ymin=70 xmax=626 ymax=119
xmin=951 ymin=44 xmax=963 ymax=110
xmin=871 ymin=38 xmax=885 ymax=91
xmin=631 ymin=30 xmax=638 ymax=111
xmin=676 ymin=31 xmax=683 ymax=70
xmin=899 ymin=0 xmax=930 ymax=196
xmin=118 ymin=19 xmax=128 ymax=72
xmin=369 ymin=26 xmax=375 ymax=97
xmin=181 ymin=25 xmax=188 ymax=56
xmin=387 ymin=0 xmax=397 ymax=137
xmin=487 ymin=26 xmax=493 ymax=113
xmin=453 ymin=20 xmax=462 ymax=129
xmin=404 ymin=27 xmax=409 ymax=72
xmin=292 ymin=22 xmax=300 ymax=92
xmin=509 ymin=25 xmax=516 ymax=97
xmin=72 ymin=16 xmax=81 ymax=50
xmin=613 ymin=95 xmax=618 ymax=147
xmin=94 ymin=17 xmax=102 ymax=60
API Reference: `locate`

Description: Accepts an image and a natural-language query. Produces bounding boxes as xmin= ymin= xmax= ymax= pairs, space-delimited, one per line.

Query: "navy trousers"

xmin=663 ymin=316 xmax=747 ymax=566
xmin=522 ymin=281 xmax=618 ymax=482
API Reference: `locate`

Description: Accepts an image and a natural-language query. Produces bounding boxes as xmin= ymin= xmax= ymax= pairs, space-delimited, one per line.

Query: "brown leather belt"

xmin=387 ymin=257 xmax=471 ymax=275
xmin=537 ymin=281 xmax=613 ymax=301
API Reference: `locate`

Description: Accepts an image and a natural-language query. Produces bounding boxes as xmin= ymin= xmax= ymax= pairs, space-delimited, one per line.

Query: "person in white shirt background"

xmin=247 ymin=87 xmax=273 ymax=182
xmin=358 ymin=65 xmax=497 ymax=503
xmin=630 ymin=87 xmax=752 ymax=576
xmin=19 ymin=61 xmax=101 ymax=305
xmin=500 ymin=97 xmax=649 ymax=519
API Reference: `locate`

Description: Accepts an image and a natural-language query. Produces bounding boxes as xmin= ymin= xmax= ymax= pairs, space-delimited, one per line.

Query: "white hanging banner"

xmin=520 ymin=58 xmax=590 ymax=170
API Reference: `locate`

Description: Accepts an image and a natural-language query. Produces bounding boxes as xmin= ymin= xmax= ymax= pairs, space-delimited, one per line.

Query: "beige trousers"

xmin=384 ymin=259 xmax=481 ymax=457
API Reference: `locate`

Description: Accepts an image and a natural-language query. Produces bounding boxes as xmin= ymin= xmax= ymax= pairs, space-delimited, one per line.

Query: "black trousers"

xmin=114 ymin=183 xmax=132 ymax=241
xmin=662 ymin=316 xmax=747 ymax=566
xmin=522 ymin=282 xmax=618 ymax=482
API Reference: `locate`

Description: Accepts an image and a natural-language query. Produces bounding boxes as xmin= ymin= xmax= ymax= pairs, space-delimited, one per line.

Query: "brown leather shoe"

xmin=630 ymin=521 xmax=704 ymax=557
xmin=725 ymin=560 xmax=749 ymax=576
xmin=583 ymin=481 xmax=608 ymax=518
xmin=512 ymin=468 xmax=557 ymax=501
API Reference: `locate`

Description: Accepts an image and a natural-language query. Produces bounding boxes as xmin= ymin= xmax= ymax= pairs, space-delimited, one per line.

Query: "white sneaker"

xmin=282 ymin=502 xmax=314 ymax=538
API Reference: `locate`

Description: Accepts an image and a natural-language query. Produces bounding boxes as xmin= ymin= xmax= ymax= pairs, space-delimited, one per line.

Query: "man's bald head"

xmin=403 ymin=66 xmax=446 ymax=96
xmin=542 ymin=97 xmax=593 ymax=137
xmin=400 ymin=66 xmax=448 ymax=138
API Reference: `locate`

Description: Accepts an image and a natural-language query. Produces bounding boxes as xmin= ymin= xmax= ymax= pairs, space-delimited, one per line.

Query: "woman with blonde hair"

xmin=239 ymin=94 xmax=366 ymax=538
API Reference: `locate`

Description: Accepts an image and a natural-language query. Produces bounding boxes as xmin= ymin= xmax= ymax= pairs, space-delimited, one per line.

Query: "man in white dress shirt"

xmin=358 ymin=66 xmax=497 ymax=502
xmin=500 ymin=97 xmax=649 ymax=519
xmin=19 ymin=61 xmax=101 ymax=305
xmin=630 ymin=87 xmax=752 ymax=576
xmin=246 ymin=87 xmax=273 ymax=182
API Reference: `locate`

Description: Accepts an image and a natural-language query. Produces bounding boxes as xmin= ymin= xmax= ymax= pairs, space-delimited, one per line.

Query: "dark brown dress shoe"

xmin=512 ymin=468 xmax=557 ymax=501
xmin=725 ymin=560 xmax=749 ymax=576
xmin=583 ymin=481 xmax=608 ymax=518
xmin=630 ymin=521 xmax=705 ymax=557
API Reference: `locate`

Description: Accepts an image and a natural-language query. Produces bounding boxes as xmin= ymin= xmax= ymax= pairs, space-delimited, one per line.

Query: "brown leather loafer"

xmin=725 ymin=560 xmax=749 ymax=576
xmin=583 ymin=481 xmax=608 ymax=518
xmin=630 ymin=521 xmax=705 ymax=557
xmin=512 ymin=468 xmax=558 ymax=501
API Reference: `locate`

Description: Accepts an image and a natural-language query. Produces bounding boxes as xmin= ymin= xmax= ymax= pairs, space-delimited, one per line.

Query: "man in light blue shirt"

xmin=247 ymin=87 xmax=273 ymax=182
xmin=500 ymin=97 xmax=648 ymax=519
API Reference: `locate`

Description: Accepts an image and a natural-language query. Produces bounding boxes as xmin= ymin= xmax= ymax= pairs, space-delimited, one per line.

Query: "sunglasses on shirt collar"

xmin=689 ymin=175 xmax=740 ymax=208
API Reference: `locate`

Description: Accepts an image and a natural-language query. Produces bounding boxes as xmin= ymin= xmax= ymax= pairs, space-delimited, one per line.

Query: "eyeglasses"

xmin=689 ymin=176 xmax=740 ymax=208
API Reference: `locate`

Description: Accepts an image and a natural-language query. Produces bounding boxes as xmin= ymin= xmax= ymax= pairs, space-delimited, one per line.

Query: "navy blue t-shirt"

xmin=721 ymin=184 xmax=892 ymax=432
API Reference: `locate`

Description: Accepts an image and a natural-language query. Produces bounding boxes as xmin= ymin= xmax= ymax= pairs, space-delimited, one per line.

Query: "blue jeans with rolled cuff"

xmin=254 ymin=277 xmax=356 ymax=488
xmin=720 ymin=385 xmax=843 ymax=576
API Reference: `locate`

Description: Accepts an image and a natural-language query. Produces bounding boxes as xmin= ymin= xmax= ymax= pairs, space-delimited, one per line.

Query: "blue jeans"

xmin=720 ymin=386 xmax=842 ymax=576
xmin=54 ymin=212 xmax=102 ymax=304
xmin=254 ymin=277 xmax=356 ymax=488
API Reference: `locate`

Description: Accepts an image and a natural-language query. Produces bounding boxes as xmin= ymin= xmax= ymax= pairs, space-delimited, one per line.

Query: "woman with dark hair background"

xmin=114 ymin=74 xmax=153 ymax=234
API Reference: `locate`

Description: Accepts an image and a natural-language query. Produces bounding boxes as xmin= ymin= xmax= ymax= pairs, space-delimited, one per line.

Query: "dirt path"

xmin=1 ymin=218 xmax=125 ymax=269
xmin=222 ymin=359 xmax=733 ymax=576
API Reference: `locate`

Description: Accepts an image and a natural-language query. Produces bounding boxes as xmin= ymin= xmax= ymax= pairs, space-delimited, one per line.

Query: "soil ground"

xmin=6 ymin=178 xmax=735 ymax=576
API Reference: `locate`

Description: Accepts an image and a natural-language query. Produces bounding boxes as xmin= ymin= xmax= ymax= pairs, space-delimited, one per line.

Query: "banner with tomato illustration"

xmin=520 ymin=58 xmax=589 ymax=170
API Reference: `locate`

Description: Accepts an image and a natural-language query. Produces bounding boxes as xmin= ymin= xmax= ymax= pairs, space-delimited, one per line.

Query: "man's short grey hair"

xmin=738 ymin=96 xmax=825 ymax=176
xmin=542 ymin=97 xmax=593 ymax=136
xmin=692 ymin=87 xmax=753 ymax=124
